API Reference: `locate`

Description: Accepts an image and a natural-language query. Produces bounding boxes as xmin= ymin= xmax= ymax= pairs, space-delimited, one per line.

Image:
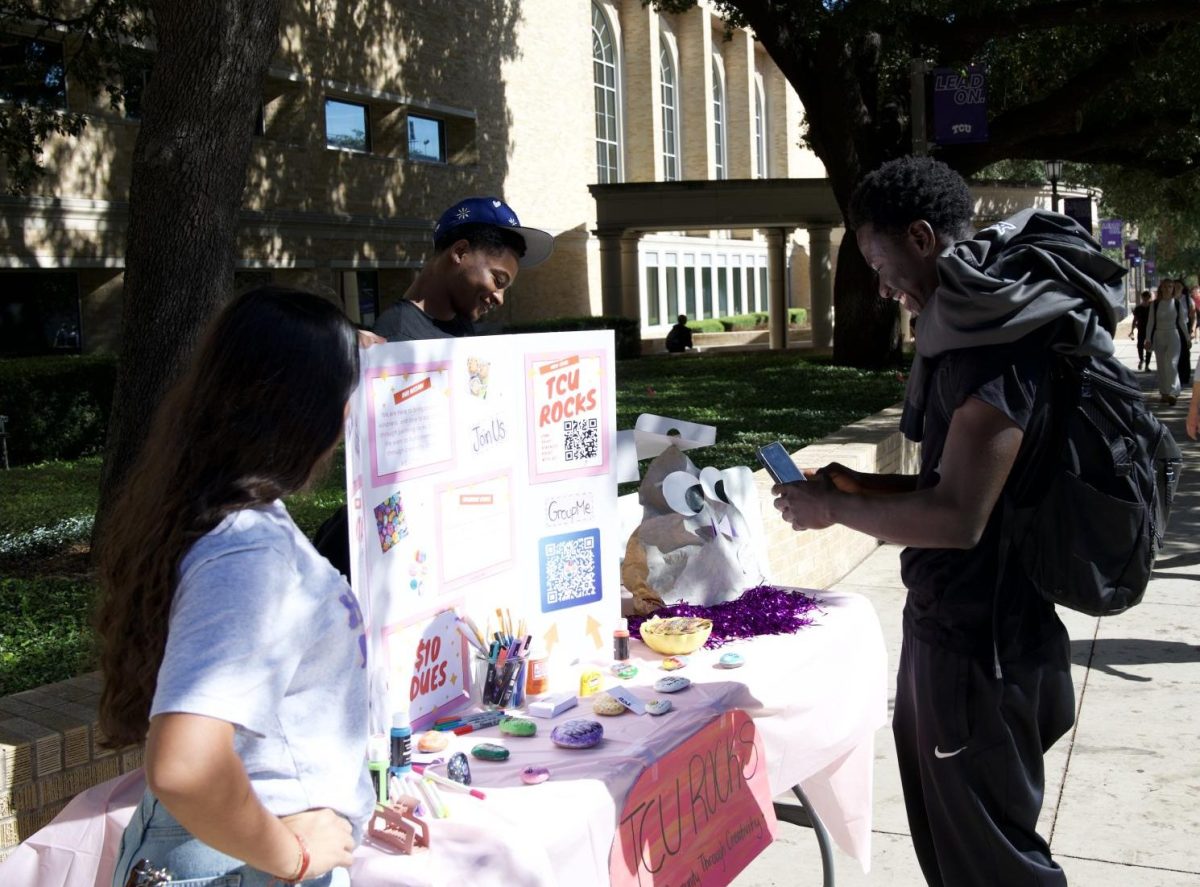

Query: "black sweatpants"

xmin=893 ymin=619 xmax=1076 ymax=887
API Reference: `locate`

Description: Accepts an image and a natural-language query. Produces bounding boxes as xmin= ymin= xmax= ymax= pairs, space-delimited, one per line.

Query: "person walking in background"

xmin=97 ymin=287 xmax=375 ymax=887
xmin=1147 ymin=279 xmax=1187 ymax=404
xmin=1131 ymin=289 xmax=1152 ymax=371
xmin=1176 ymin=278 xmax=1193 ymax=386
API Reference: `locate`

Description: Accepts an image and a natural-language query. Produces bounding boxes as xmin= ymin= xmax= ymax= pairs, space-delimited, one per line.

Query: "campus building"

xmin=0 ymin=0 xmax=832 ymax=356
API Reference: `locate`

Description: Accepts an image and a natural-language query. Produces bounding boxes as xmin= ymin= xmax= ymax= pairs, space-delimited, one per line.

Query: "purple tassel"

xmin=629 ymin=585 xmax=822 ymax=649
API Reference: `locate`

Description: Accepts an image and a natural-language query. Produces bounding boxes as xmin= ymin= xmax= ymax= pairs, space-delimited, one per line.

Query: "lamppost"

xmin=1044 ymin=159 xmax=1063 ymax=213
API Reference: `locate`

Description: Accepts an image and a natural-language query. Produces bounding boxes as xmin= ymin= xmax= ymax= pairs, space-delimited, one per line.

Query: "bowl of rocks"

xmin=638 ymin=616 xmax=713 ymax=656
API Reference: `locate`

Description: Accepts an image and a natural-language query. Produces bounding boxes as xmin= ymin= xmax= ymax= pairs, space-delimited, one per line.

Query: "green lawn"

xmin=0 ymin=350 xmax=906 ymax=695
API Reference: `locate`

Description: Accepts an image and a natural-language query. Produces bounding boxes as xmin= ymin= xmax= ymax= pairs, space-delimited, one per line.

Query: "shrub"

xmin=0 ymin=576 xmax=96 ymax=696
xmin=0 ymin=356 xmax=117 ymax=466
xmin=789 ymin=308 xmax=809 ymax=326
xmin=499 ymin=315 xmax=642 ymax=359
xmin=686 ymin=319 xmax=725 ymax=333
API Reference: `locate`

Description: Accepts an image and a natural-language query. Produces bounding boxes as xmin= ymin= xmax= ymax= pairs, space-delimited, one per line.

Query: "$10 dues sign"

xmin=609 ymin=709 xmax=777 ymax=887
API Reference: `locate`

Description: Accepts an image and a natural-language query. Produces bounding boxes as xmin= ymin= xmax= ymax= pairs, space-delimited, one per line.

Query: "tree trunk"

xmin=95 ymin=0 xmax=281 ymax=536
xmin=831 ymin=230 xmax=902 ymax=368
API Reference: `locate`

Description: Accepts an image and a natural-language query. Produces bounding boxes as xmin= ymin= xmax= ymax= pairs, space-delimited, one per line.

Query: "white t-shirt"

xmin=151 ymin=501 xmax=374 ymax=839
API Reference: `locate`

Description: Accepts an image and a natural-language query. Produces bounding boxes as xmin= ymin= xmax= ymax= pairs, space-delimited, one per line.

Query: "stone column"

xmin=597 ymin=229 xmax=624 ymax=317
xmin=620 ymin=232 xmax=641 ymax=319
xmin=807 ymin=226 xmax=833 ymax=347
xmin=676 ymin=5 xmax=713 ymax=180
xmin=767 ymin=227 xmax=788 ymax=350
xmin=723 ymin=29 xmax=754 ymax=179
xmin=620 ymin=0 xmax=659 ymax=182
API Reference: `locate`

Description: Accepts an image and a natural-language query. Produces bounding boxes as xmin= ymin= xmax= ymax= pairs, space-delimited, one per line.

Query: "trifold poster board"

xmin=344 ymin=330 xmax=620 ymax=731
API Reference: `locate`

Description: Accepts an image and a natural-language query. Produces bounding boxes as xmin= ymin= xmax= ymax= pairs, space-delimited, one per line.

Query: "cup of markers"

xmin=457 ymin=610 xmax=533 ymax=711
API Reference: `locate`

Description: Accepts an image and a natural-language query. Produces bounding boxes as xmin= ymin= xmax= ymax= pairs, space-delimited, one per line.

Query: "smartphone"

xmin=757 ymin=441 xmax=806 ymax=485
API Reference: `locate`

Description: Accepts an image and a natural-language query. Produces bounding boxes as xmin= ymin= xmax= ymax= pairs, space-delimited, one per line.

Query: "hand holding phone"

xmin=757 ymin=441 xmax=805 ymax=485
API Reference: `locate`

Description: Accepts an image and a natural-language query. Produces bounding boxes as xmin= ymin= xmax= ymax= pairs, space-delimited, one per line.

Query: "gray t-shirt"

xmin=373 ymin=299 xmax=473 ymax=341
xmin=151 ymin=500 xmax=374 ymax=839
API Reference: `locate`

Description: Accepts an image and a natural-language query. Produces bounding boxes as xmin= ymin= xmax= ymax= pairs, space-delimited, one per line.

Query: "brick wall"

xmin=0 ymin=672 xmax=141 ymax=864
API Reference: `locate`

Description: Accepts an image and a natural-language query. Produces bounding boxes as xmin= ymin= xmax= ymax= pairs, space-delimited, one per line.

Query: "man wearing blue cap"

xmin=315 ymin=198 xmax=553 ymax=578
xmin=373 ymin=196 xmax=554 ymax=341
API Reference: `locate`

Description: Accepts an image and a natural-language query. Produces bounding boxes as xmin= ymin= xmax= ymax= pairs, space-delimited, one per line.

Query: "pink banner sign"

xmin=610 ymin=709 xmax=777 ymax=887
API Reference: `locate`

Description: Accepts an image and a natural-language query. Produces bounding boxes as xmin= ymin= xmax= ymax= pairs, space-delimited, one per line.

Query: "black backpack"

xmin=1006 ymin=350 xmax=1182 ymax=616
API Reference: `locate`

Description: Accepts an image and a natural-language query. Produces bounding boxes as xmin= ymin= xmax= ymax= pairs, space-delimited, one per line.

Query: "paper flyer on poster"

xmin=344 ymin=331 xmax=621 ymax=731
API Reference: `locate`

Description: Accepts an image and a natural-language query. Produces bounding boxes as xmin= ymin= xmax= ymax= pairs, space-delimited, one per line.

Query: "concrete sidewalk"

xmin=740 ymin=328 xmax=1200 ymax=885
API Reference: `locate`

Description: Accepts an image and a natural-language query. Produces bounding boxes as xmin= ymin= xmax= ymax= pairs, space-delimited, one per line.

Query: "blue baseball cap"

xmin=433 ymin=196 xmax=554 ymax=269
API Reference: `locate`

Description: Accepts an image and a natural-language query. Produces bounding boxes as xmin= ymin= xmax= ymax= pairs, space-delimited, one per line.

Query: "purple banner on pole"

xmin=1146 ymin=259 xmax=1157 ymax=277
xmin=932 ymin=66 xmax=989 ymax=145
xmin=1100 ymin=219 xmax=1123 ymax=249
xmin=1124 ymin=240 xmax=1141 ymax=260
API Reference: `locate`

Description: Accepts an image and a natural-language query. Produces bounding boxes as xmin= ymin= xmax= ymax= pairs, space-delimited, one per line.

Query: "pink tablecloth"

xmin=1 ymin=590 xmax=887 ymax=887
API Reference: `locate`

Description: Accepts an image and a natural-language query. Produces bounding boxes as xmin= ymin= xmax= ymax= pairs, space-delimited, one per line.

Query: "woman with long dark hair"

xmin=1147 ymin=279 xmax=1187 ymax=404
xmin=96 ymin=286 xmax=372 ymax=887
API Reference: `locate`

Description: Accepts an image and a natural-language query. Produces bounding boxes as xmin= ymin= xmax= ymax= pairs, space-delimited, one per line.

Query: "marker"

xmin=420 ymin=766 xmax=487 ymax=800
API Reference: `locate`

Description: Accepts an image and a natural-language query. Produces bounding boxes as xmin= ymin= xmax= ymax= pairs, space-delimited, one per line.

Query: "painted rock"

xmin=645 ymin=699 xmax=673 ymax=716
xmin=591 ymin=693 xmax=626 ymax=716
xmin=447 ymin=751 xmax=471 ymax=785
xmin=471 ymin=742 xmax=510 ymax=762
xmin=610 ymin=663 xmax=639 ymax=680
xmin=416 ymin=731 xmax=449 ymax=753
xmin=499 ymin=717 xmax=538 ymax=737
xmin=660 ymin=656 xmax=688 ymax=671
xmin=718 ymin=651 xmax=745 ymax=669
xmin=521 ymin=766 xmax=551 ymax=785
xmin=550 ymin=719 xmax=604 ymax=749
xmin=653 ymin=675 xmax=691 ymax=694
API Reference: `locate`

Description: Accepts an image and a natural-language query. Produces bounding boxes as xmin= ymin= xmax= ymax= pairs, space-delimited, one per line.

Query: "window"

xmin=119 ymin=52 xmax=153 ymax=120
xmin=643 ymin=265 xmax=662 ymax=331
xmin=325 ymin=98 xmax=370 ymax=152
xmin=754 ymin=79 xmax=767 ymax=178
xmin=701 ymin=260 xmax=713 ymax=317
xmin=717 ymin=257 xmax=729 ymax=315
xmin=684 ymin=262 xmax=697 ymax=318
xmin=0 ymin=271 xmax=80 ymax=356
xmin=747 ymin=265 xmax=757 ymax=311
xmin=732 ymin=258 xmax=743 ymax=313
xmin=659 ymin=38 xmax=679 ymax=181
xmin=712 ymin=57 xmax=726 ymax=180
xmin=592 ymin=3 xmax=620 ymax=183
xmin=665 ymin=264 xmax=679 ymax=319
xmin=355 ymin=270 xmax=379 ymax=326
xmin=408 ymin=113 xmax=445 ymax=162
xmin=0 ymin=35 xmax=66 ymax=109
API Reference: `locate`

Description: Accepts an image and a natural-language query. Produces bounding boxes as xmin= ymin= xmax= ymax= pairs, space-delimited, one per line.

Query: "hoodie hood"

xmin=901 ymin=208 xmax=1128 ymax=441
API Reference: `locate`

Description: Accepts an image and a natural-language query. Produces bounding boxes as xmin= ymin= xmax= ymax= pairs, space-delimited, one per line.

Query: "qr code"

xmin=544 ymin=532 xmax=598 ymax=607
xmin=563 ymin=417 xmax=599 ymax=462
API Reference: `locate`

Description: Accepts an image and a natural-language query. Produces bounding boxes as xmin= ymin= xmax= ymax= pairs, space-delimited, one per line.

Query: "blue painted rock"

xmin=447 ymin=751 xmax=471 ymax=785
xmin=499 ymin=717 xmax=537 ymax=737
xmin=471 ymin=742 xmax=510 ymax=761
xmin=653 ymin=675 xmax=691 ymax=694
xmin=550 ymin=719 xmax=604 ymax=749
xmin=718 ymin=651 xmax=745 ymax=669
xmin=521 ymin=766 xmax=551 ymax=785
xmin=646 ymin=699 xmax=674 ymax=716
xmin=610 ymin=663 xmax=639 ymax=680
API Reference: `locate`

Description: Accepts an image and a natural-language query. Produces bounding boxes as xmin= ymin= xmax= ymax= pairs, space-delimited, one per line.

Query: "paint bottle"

xmin=368 ymin=733 xmax=390 ymax=802
xmin=389 ymin=711 xmax=412 ymax=775
xmin=613 ymin=618 xmax=630 ymax=662
xmin=525 ymin=646 xmax=550 ymax=697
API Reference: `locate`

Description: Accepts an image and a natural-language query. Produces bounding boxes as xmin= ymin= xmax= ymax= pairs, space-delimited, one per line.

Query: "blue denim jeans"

xmin=113 ymin=789 xmax=350 ymax=887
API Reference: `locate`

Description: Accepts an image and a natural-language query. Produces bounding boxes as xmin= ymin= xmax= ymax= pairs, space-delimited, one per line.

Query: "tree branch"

xmin=923 ymin=0 xmax=1200 ymax=58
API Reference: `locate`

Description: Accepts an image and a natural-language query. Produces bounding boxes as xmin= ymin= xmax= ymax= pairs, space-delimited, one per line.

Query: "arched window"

xmin=659 ymin=37 xmax=680 ymax=181
xmin=712 ymin=57 xmax=727 ymax=180
xmin=754 ymin=78 xmax=767 ymax=178
xmin=592 ymin=3 xmax=620 ymax=183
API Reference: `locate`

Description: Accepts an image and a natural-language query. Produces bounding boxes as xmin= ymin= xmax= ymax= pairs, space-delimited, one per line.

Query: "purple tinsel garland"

xmin=628 ymin=584 xmax=823 ymax=649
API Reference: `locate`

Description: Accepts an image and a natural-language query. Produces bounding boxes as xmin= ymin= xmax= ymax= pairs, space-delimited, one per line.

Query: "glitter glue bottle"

xmin=614 ymin=618 xmax=630 ymax=662
xmin=390 ymin=711 xmax=412 ymax=775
